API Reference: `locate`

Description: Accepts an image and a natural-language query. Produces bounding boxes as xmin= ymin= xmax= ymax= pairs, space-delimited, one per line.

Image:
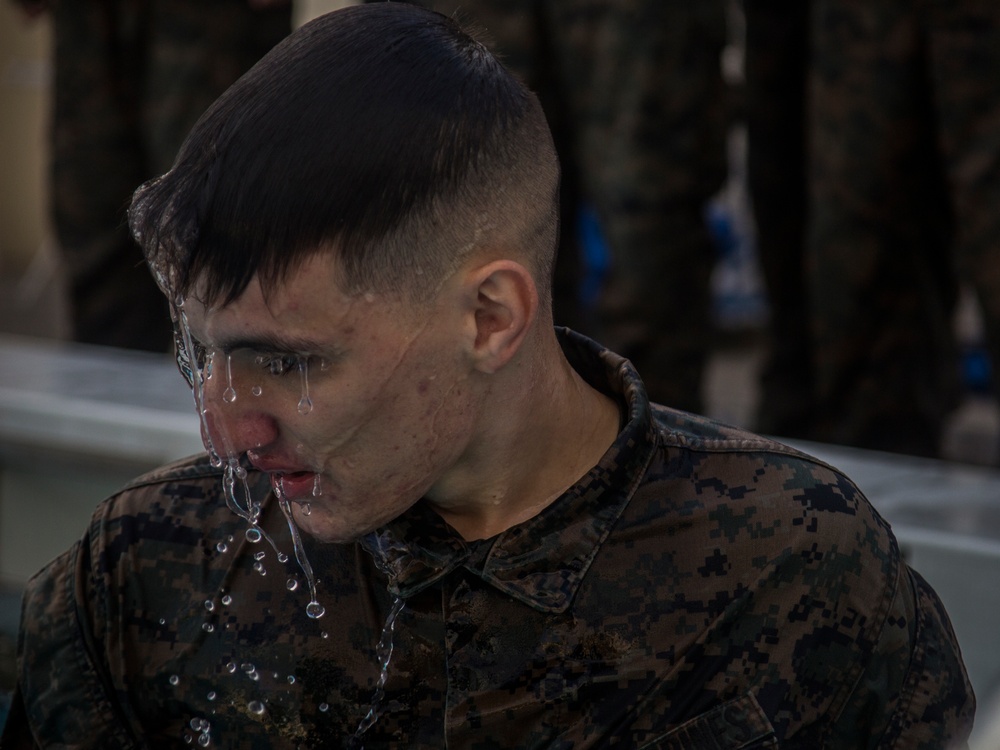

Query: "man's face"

xmin=181 ymin=253 xmax=481 ymax=543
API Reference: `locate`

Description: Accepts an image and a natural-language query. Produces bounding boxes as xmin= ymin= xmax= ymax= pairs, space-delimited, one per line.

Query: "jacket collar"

xmin=360 ymin=329 xmax=657 ymax=613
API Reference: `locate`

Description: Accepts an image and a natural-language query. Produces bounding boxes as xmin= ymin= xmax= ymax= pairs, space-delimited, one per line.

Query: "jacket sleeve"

xmin=12 ymin=539 xmax=139 ymax=749
xmin=830 ymin=558 xmax=976 ymax=749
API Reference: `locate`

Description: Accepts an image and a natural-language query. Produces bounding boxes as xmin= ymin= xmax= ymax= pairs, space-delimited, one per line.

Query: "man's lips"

xmin=247 ymin=454 xmax=320 ymax=502
xmin=270 ymin=471 xmax=319 ymax=502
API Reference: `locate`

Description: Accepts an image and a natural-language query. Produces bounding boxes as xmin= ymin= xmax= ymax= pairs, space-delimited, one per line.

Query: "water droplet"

xmin=312 ymin=474 xmax=323 ymax=497
xmin=253 ymin=562 xmax=266 ymax=576
xmin=254 ymin=550 xmax=266 ymax=562
xmin=277 ymin=552 xmax=289 ymax=564
xmin=321 ymin=631 xmax=329 ymax=639
xmin=207 ymin=691 xmax=217 ymax=701
xmin=287 ymin=675 xmax=296 ymax=684
xmin=169 ymin=675 xmax=180 ymax=686
xmin=297 ymin=359 xmax=313 ymax=415
xmin=235 ymin=465 xmax=248 ymax=480
xmin=221 ymin=595 xmax=232 ymax=606
xmin=202 ymin=623 xmax=214 ymax=633
xmin=223 ymin=354 xmax=237 ymax=403
xmin=306 ymin=601 xmax=326 ymax=619
xmin=248 ymin=700 xmax=265 ymax=715
xmin=198 ymin=732 xmax=211 ymax=747
xmin=204 ymin=600 xmax=215 ymax=612
xmin=301 ymin=502 xmax=312 ymax=516
xmin=184 ymin=735 xmax=193 ymax=744
xmin=245 ymin=528 xmax=262 ymax=543
xmin=215 ymin=542 xmax=228 ymax=554
xmin=159 ymin=618 xmax=166 ymax=625
xmin=319 ymin=702 xmax=329 ymax=712
xmin=251 ymin=385 xmax=263 ymax=397
xmin=286 ymin=578 xmax=299 ymax=591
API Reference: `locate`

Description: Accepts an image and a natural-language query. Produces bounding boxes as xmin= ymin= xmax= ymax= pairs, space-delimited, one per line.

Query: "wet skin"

xmin=182 ymin=253 xmax=487 ymax=544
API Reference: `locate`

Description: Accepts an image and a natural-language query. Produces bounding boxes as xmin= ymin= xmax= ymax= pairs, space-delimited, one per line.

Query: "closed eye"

xmin=254 ymin=353 xmax=301 ymax=376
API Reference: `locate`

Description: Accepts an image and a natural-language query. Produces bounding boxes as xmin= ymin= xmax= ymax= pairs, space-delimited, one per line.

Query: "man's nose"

xmin=200 ymin=360 xmax=279 ymax=457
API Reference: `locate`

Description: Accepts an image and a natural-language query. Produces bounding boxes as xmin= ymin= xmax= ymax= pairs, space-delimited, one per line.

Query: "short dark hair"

xmin=129 ymin=2 xmax=559 ymax=308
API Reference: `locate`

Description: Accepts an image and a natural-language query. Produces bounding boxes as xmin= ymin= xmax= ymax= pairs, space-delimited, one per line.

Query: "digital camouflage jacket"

xmin=3 ymin=331 xmax=975 ymax=748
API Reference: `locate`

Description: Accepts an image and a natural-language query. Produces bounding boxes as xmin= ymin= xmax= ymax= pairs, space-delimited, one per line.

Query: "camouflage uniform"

xmin=3 ymin=330 xmax=974 ymax=747
xmin=748 ymin=0 xmax=1000 ymax=457
xmin=45 ymin=0 xmax=291 ymax=352
xmin=366 ymin=0 xmax=728 ymax=412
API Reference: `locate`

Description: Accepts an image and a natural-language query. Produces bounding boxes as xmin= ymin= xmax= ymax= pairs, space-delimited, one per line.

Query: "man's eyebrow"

xmin=214 ymin=332 xmax=330 ymax=355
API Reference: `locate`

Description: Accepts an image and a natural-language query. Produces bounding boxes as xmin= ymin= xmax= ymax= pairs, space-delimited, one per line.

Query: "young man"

xmin=4 ymin=4 xmax=974 ymax=748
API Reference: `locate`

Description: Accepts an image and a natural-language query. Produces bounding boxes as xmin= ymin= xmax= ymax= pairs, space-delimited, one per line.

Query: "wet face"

xmin=181 ymin=253 xmax=482 ymax=543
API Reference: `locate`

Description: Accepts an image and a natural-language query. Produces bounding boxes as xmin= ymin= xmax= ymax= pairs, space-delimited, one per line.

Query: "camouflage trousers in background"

xmin=747 ymin=0 xmax=1000 ymax=458
xmin=370 ymin=0 xmax=729 ymax=412
xmin=50 ymin=0 xmax=291 ymax=352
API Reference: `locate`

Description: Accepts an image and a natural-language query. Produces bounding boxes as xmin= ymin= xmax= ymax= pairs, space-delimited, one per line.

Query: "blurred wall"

xmin=295 ymin=0 xmax=357 ymax=26
xmin=0 ymin=3 xmax=49 ymax=277
xmin=0 ymin=3 xmax=65 ymax=340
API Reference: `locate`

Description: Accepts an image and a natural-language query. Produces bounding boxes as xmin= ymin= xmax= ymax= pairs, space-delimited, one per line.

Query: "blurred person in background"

xmin=746 ymin=0 xmax=1000 ymax=459
xmin=744 ymin=0 xmax=812 ymax=441
xmin=366 ymin=0 xmax=729 ymax=413
xmin=10 ymin=0 xmax=292 ymax=352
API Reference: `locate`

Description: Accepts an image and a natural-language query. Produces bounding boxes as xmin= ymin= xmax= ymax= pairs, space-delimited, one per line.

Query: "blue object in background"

xmin=962 ymin=345 xmax=994 ymax=395
xmin=705 ymin=197 xmax=769 ymax=330
xmin=577 ymin=204 xmax=610 ymax=312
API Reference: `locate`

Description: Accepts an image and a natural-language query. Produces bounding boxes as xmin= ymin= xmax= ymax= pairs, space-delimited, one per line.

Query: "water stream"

xmin=167 ymin=298 xmax=409 ymax=743
xmin=351 ymin=595 xmax=407 ymax=747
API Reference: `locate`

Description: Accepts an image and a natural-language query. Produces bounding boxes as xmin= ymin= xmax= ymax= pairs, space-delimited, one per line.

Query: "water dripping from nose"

xmin=220 ymin=459 xmax=288 ymax=577
xmin=171 ymin=301 xmax=336 ymax=697
xmin=273 ymin=478 xmax=326 ymax=620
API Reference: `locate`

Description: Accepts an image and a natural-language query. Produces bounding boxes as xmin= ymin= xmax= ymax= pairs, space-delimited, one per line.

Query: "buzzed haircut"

xmin=129 ymin=2 xmax=560 ymax=308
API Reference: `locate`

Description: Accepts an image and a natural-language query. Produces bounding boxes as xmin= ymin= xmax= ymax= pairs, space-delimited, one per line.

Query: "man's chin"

xmin=289 ymin=504 xmax=368 ymax=545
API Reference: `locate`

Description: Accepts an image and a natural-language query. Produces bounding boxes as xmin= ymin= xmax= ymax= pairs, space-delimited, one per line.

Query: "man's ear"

xmin=463 ymin=260 xmax=539 ymax=374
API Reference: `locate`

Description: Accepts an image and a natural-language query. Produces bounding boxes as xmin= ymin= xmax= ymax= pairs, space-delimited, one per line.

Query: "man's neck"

xmin=427 ymin=335 xmax=621 ymax=541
